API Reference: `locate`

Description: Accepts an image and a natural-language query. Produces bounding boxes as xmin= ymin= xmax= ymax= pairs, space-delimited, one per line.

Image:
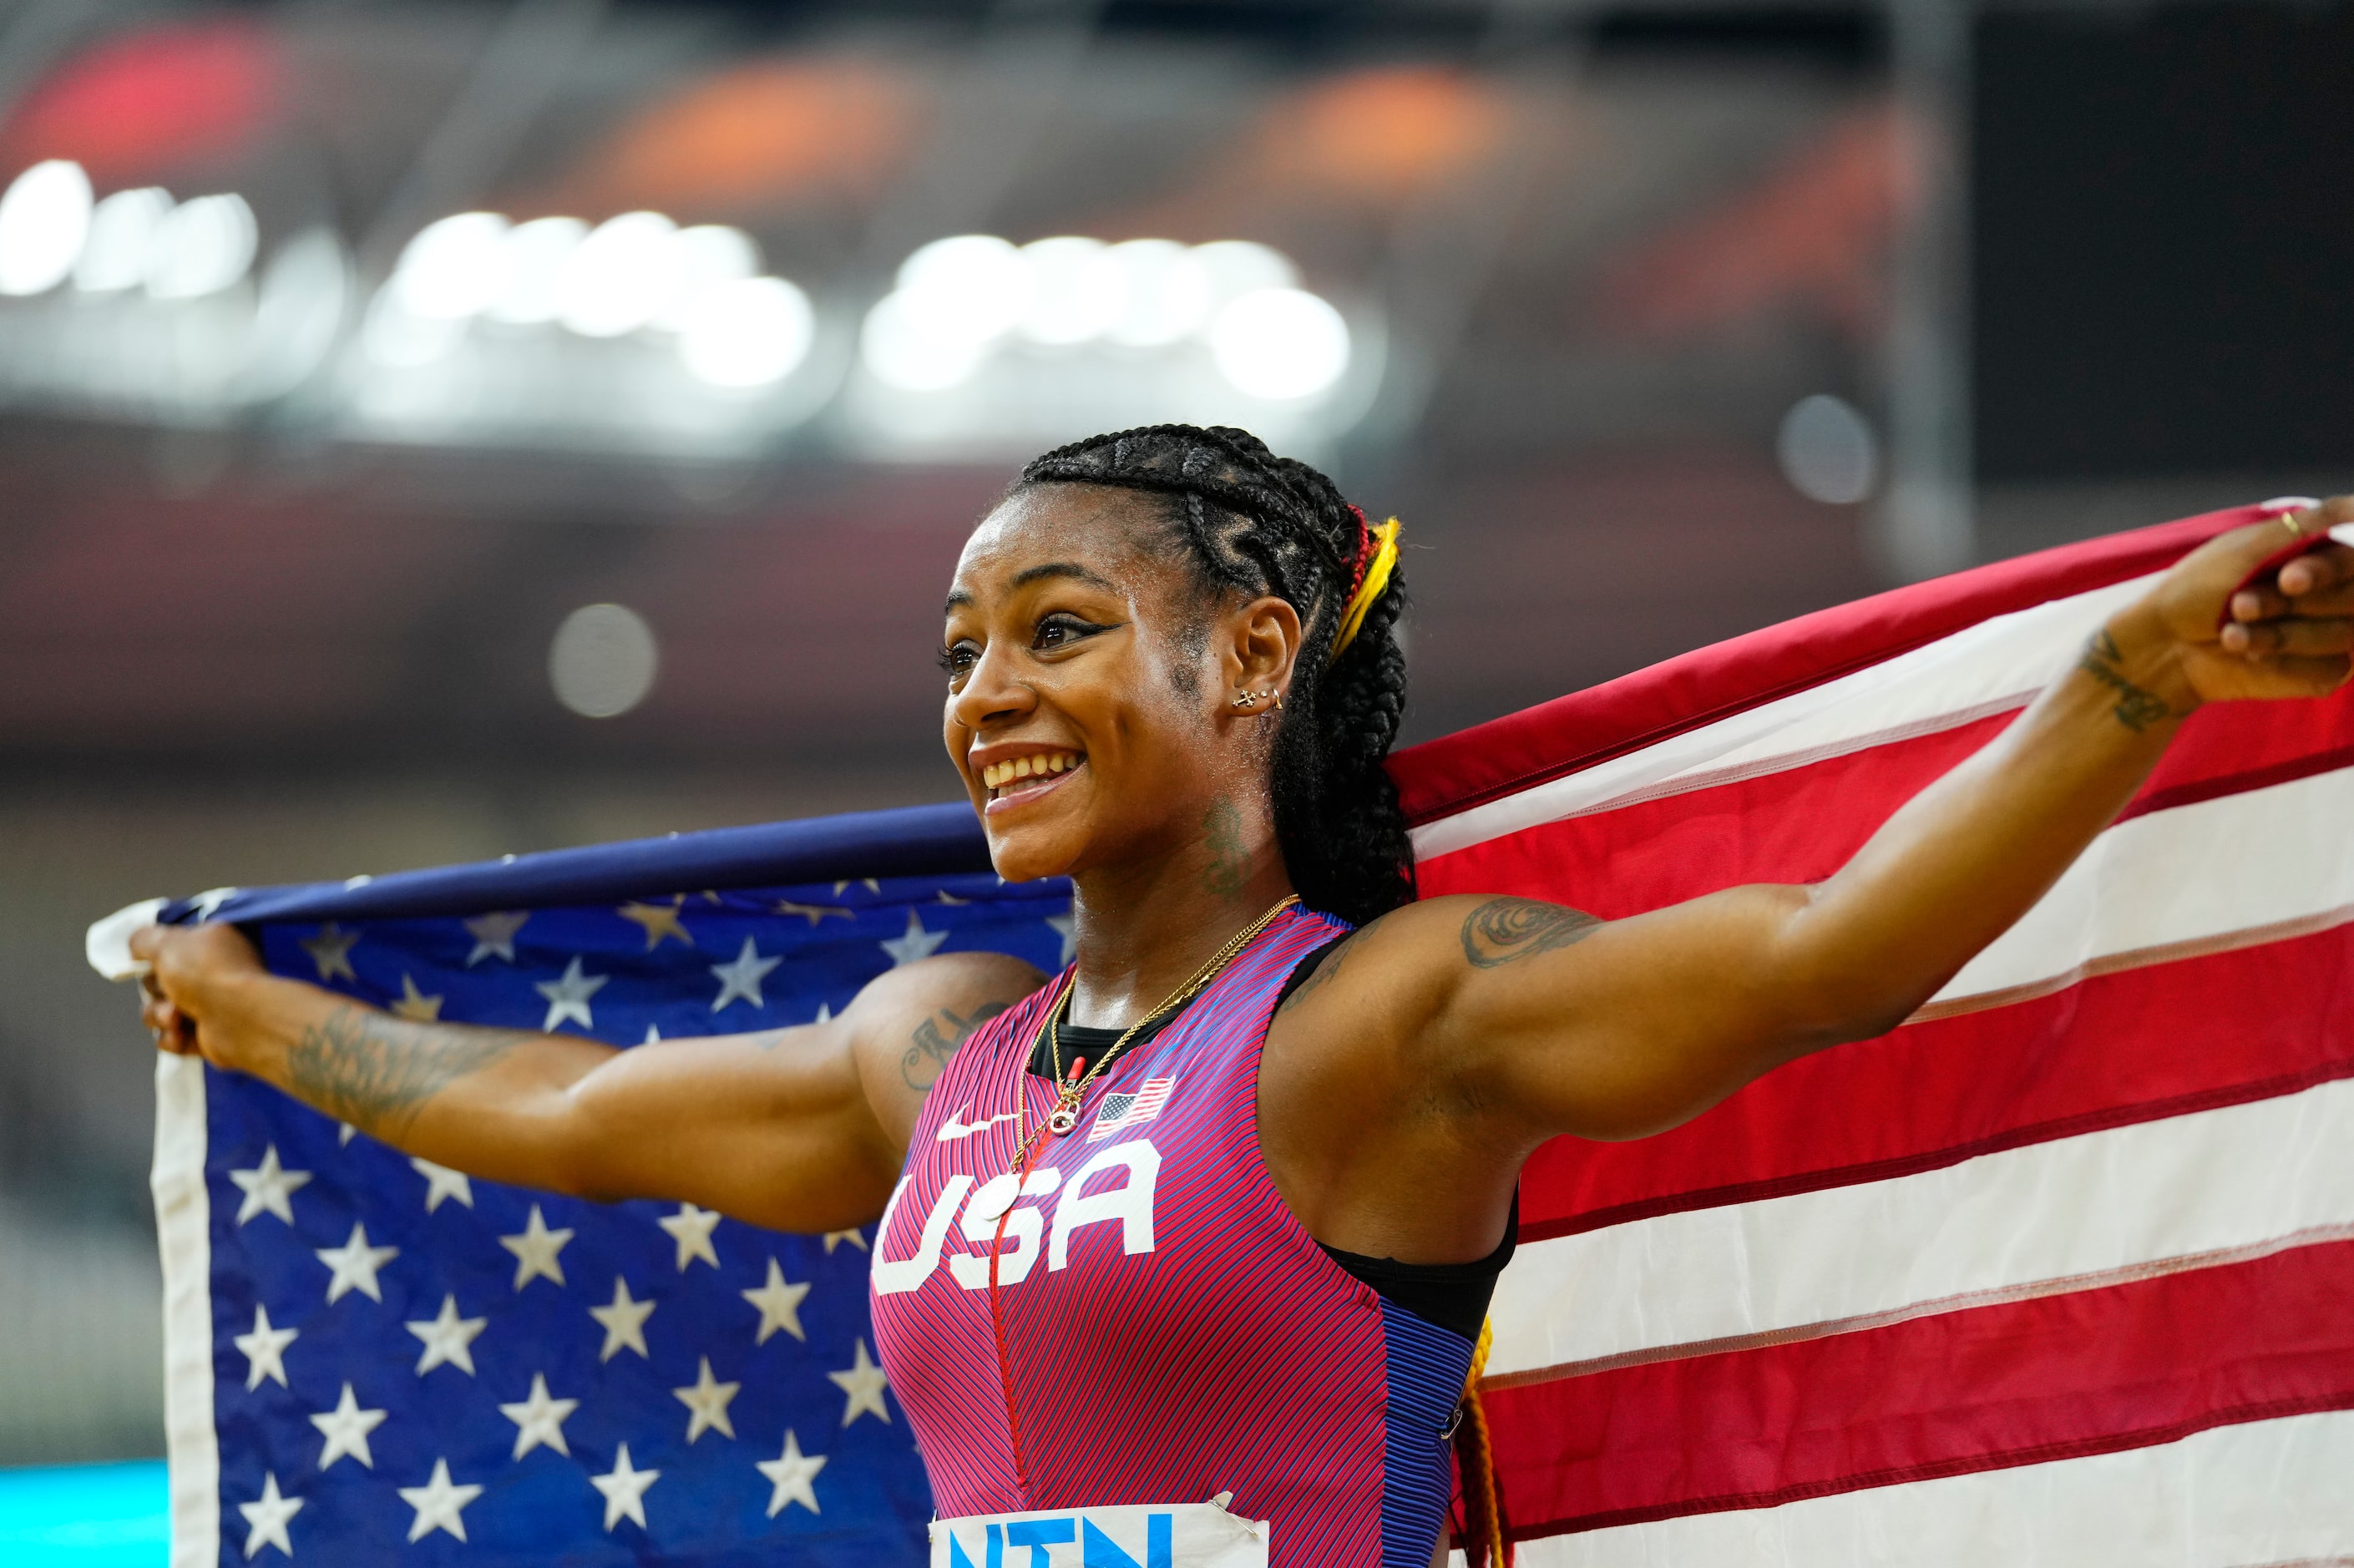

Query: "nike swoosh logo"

xmin=935 ymin=1106 xmax=1021 ymax=1142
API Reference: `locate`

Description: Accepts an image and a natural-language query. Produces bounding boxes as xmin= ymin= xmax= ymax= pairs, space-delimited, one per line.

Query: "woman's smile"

xmin=978 ymin=748 xmax=1087 ymax=814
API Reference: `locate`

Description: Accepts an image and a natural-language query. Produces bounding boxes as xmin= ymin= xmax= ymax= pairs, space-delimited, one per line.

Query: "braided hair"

xmin=1015 ymin=423 xmax=1414 ymax=928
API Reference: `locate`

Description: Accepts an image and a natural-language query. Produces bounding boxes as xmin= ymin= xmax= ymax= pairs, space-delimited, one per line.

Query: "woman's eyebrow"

xmin=1010 ymin=562 xmax=1116 ymax=591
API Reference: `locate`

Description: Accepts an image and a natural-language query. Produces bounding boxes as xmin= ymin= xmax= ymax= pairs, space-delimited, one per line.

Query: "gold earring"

xmin=1231 ymin=690 xmax=1282 ymax=711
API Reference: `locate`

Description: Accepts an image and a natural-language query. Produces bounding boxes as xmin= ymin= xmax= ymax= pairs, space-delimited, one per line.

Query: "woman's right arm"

xmin=131 ymin=922 xmax=1043 ymax=1233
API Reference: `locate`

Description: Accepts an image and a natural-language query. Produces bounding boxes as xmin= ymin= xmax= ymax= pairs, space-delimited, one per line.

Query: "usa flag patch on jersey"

xmin=1088 ymin=1077 xmax=1177 ymax=1141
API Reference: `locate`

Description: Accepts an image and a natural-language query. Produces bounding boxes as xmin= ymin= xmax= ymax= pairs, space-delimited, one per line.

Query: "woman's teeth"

xmin=981 ymin=751 xmax=1083 ymax=792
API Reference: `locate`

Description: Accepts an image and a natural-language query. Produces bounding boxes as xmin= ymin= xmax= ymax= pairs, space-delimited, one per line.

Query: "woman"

xmin=136 ymin=426 xmax=2352 ymax=1568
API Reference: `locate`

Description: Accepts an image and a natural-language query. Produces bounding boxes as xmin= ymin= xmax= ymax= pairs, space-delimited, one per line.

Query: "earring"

xmin=1230 ymin=690 xmax=1282 ymax=711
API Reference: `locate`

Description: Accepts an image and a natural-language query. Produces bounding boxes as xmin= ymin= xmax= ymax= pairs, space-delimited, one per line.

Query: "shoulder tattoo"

xmin=899 ymin=1000 xmax=1013 ymax=1094
xmin=1458 ymin=897 xmax=1602 ymax=969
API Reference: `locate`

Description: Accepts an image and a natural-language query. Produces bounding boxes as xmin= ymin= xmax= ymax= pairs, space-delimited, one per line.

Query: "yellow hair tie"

xmin=1328 ymin=518 xmax=1400 ymax=665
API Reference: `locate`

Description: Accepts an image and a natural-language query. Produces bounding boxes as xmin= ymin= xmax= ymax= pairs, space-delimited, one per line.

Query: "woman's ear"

xmin=1224 ymin=594 xmax=1304 ymax=702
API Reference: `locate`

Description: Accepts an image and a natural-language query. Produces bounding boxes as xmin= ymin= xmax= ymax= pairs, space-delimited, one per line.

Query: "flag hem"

xmin=149 ymin=1052 xmax=217 ymax=1567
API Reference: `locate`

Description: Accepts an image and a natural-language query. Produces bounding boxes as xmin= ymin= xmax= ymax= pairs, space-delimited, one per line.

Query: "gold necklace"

xmin=1015 ymin=893 xmax=1300 ymax=1157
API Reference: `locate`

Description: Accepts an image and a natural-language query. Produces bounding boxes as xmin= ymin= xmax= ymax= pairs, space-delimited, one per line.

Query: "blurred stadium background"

xmin=0 ymin=0 xmax=2346 ymax=1527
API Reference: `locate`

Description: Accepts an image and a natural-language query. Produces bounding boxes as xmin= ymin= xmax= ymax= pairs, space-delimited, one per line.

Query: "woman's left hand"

xmin=2144 ymin=495 xmax=2354 ymax=705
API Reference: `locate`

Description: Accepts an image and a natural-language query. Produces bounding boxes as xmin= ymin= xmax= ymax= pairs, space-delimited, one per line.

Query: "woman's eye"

xmin=938 ymin=644 xmax=978 ymax=678
xmin=1034 ymin=615 xmax=1099 ymax=650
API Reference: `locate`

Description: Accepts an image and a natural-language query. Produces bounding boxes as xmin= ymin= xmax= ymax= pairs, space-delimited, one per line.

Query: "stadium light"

xmin=0 ymin=160 xmax=94 ymax=296
xmin=144 ymin=194 xmax=257 ymax=300
xmin=392 ymin=212 xmax=512 ymax=321
xmin=654 ymin=225 xmax=760 ymax=333
xmin=1777 ymin=394 xmax=1880 ymax=505
xmin=74 ymin=188 xmax=172 ymax=292
xmin=894 ymin=235 xmax=1032 ymax=343
xmin=680 ymin=276 xmax=813 ymax=389
xmin=1105 ymin=239 xmax=1211 ymax=346
xmin=554 ymin=211 xmax=686 ymax=338
xmin=1209 ymin=287 xmax=1351 ymax=400
xmin=484 ymin=216 xmax=586 ymax=326
xmin=549 ymin=604 xmax=660 ymax=719
xmin=1016 ymin=236 xmax=1124 ymax=346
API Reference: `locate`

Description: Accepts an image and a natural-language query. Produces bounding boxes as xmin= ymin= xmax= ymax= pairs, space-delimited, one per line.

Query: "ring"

xmin=2281 ymin=512 xmax=2306 ymax=538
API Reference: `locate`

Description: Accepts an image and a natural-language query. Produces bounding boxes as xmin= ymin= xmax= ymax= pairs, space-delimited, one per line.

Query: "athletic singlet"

xmin=870 ymin=908 xmax=1475 ymax=1568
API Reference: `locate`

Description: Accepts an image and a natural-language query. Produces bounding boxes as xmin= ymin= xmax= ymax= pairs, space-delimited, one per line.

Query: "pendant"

xmin=1047 ymin=1105 xmax=1079 ymax=1136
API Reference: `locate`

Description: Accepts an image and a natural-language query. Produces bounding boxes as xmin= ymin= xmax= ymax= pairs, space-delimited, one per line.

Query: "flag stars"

xmin=757 ymin=1430 xmax=827 ymax=1517
xmin=409 ymin=1157 xmax=473 ymax=1212
xmin=590 ymin=1277 xmax=656 ymax=1362
xmin=658 ymin=1202 xmax=722 ymax=1271
xmin=620 ymin=898 xmax=693 ymax=950
xmin=590 ymin=1444 xmax=660 ymax=1532
xmin=235 ymin=1304 xmax=298 ymax=1391
xmin=880 ymin=909 xmax=948 ymax=967
xmin=463 ymin=910 xmax=529 ymax=966
xmin=390 ymin=974 xmax=443 ymax=1021
xmin=709 ymin=937 xmax=782 ymax=1011
xmin=822 ymin=1228 xmax=868 ymax=1254
xmin=499 ymin=1203 xmax=575 ymax=1290
xmin=397 ymin=1459 xmax=483 ymax=1543
xmin=499 ymin=1373 xmax=580 ymax=1460
xmin=535 ymin=956 xmax=610 ymax=1032
xmin=1046 ymin=912 xmax=1076 ymax=965
xmin=310 ymin=1383 xmax=387 ymax=1470
xmin=314 ymin=1223 xmax=398 ymax=1305
xmin=673 ymin=1356 xmax=742 ymax=1443
xmin=742 ymin=1258 xmax=811 ymax=1344
xmin=829 ymin=1338 xmax=892 ymax=1426
xmin=406 ymin=1294 xmax=487 ymax=1377
xmin=229 ymin=1145 xmax=311 ymax=1226
xmin=775 ymin=899 xmax=851 ymax=926
xmin=236 ymin=1472 xmax=302 ymax=1559
xmin=299 ymin=923 xmax=359 ymax=982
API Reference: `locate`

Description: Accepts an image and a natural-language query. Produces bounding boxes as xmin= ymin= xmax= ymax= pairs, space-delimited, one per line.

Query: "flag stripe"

xmin=1512 ymin=915 xmax=2354 ymax=1241
xmin=1483 ymin=1234 xmax=2354 ymax=1535
xmin=1503 ymin=1407 xmax=2354 ymax=1568
xmin=1489 ymin=1075 xmax=2354 ymax=1378
xmin=1410 ymin=574 xmax=2148 ymax=858
xmin=1416 ymin=690 xmax=2354 ymax=924
xmin=1391 ymin=506 xmax=2270 ymax=828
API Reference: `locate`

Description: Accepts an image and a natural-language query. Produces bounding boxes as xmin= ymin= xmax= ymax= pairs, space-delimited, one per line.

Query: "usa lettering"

xmin=874 ymin=1141 xmax=1161 ymax=1295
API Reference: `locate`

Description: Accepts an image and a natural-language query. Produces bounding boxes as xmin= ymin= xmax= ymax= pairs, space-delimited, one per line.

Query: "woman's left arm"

xmin=1370 ymin=502 xmax=2354 ymax=1143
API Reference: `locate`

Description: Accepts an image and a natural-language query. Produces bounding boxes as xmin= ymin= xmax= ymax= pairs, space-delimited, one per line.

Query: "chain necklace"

xmin=1011 ymin=893 xmax=1300 ymax=1165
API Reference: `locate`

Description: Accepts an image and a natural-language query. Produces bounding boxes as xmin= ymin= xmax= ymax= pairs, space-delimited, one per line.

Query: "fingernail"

xmin=2231 ymin=591 xmax=2260 ymax=620
xmin=2220 ymin=624 xmax=2248 ymax=651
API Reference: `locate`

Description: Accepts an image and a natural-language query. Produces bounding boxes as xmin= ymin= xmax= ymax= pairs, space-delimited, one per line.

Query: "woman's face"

xmin=941 ymin=483 xmax=1300 ymax=884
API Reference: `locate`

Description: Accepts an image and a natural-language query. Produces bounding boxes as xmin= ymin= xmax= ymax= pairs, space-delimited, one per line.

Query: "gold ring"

xmin=2280 ymin=512 xmax=2306 ymax=539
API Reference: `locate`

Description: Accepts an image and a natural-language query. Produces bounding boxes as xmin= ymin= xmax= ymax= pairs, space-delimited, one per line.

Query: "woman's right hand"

xmin=130 ymin=921 xmax=266 ymax=1065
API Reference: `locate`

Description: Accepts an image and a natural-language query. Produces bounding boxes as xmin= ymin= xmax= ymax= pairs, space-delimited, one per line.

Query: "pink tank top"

xmin=870 ymin=909 xmax=1472 ymax=1568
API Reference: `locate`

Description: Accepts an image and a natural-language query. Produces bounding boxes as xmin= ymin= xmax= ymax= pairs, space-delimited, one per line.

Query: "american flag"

xmin=1394 ymin=501 xmax=2354 ymax=1565
xmin=1087 ymin=1077 xmax=1177 ymax=1142
xmin=140 ymin=810 xmax=1072 ymax=1566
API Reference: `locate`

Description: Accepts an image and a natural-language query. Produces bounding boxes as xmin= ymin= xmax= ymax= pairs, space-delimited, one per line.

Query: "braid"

xmin=1017 ymin=424 xmax=1415 ymax=926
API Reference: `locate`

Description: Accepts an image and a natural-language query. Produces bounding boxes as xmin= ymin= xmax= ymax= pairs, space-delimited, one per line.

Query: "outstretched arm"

xmin=132 ymin=922 xmax=1042 ymax=1232
xmin=1321 ymin=503 xmax=2353 ymax=1145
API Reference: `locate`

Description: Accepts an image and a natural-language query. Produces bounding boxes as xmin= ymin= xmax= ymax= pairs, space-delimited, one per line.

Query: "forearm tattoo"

xmin=283 ymin=1007 xmax=519 ymax=1139
xmin=2077 ymin=630 xmax=2174 ymax=732
xmin=899 ymin=1002 xmax=1013 ymax=1094
xmin=1459 ymin=898 xmax=1603 ymax=969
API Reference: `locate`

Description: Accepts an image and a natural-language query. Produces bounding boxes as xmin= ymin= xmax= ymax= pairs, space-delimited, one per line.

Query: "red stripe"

xmin=1486 ymin=1236 xmax=2354 ymax=1538
xmin=1510 ymin=917 xmax=2354 ymax=1242
xmin=1415 ymin=680 xmax=2354 ymax=920
xmin=1390 ymin=505 xmax=2265 ymax=826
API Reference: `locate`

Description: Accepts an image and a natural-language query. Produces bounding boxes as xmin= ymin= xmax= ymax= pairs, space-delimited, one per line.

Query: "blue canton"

xmin=195 ymin=847 xmax=1069 ymax=1565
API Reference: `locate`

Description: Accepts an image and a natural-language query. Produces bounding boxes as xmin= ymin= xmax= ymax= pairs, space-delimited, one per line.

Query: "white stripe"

xmin=1926 ymin=766 xmax=2354 ymax=1008
xmin=1488 ymin=1074 xmax=2354 ymax=1378
xmin=1410 ymin=574 xmax=2151 ymax=859
xmin=1506 ymin=1408 xmax=2354 ymax=1568
xmin=149 ymin=1053 xmax=217 ymax=1567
